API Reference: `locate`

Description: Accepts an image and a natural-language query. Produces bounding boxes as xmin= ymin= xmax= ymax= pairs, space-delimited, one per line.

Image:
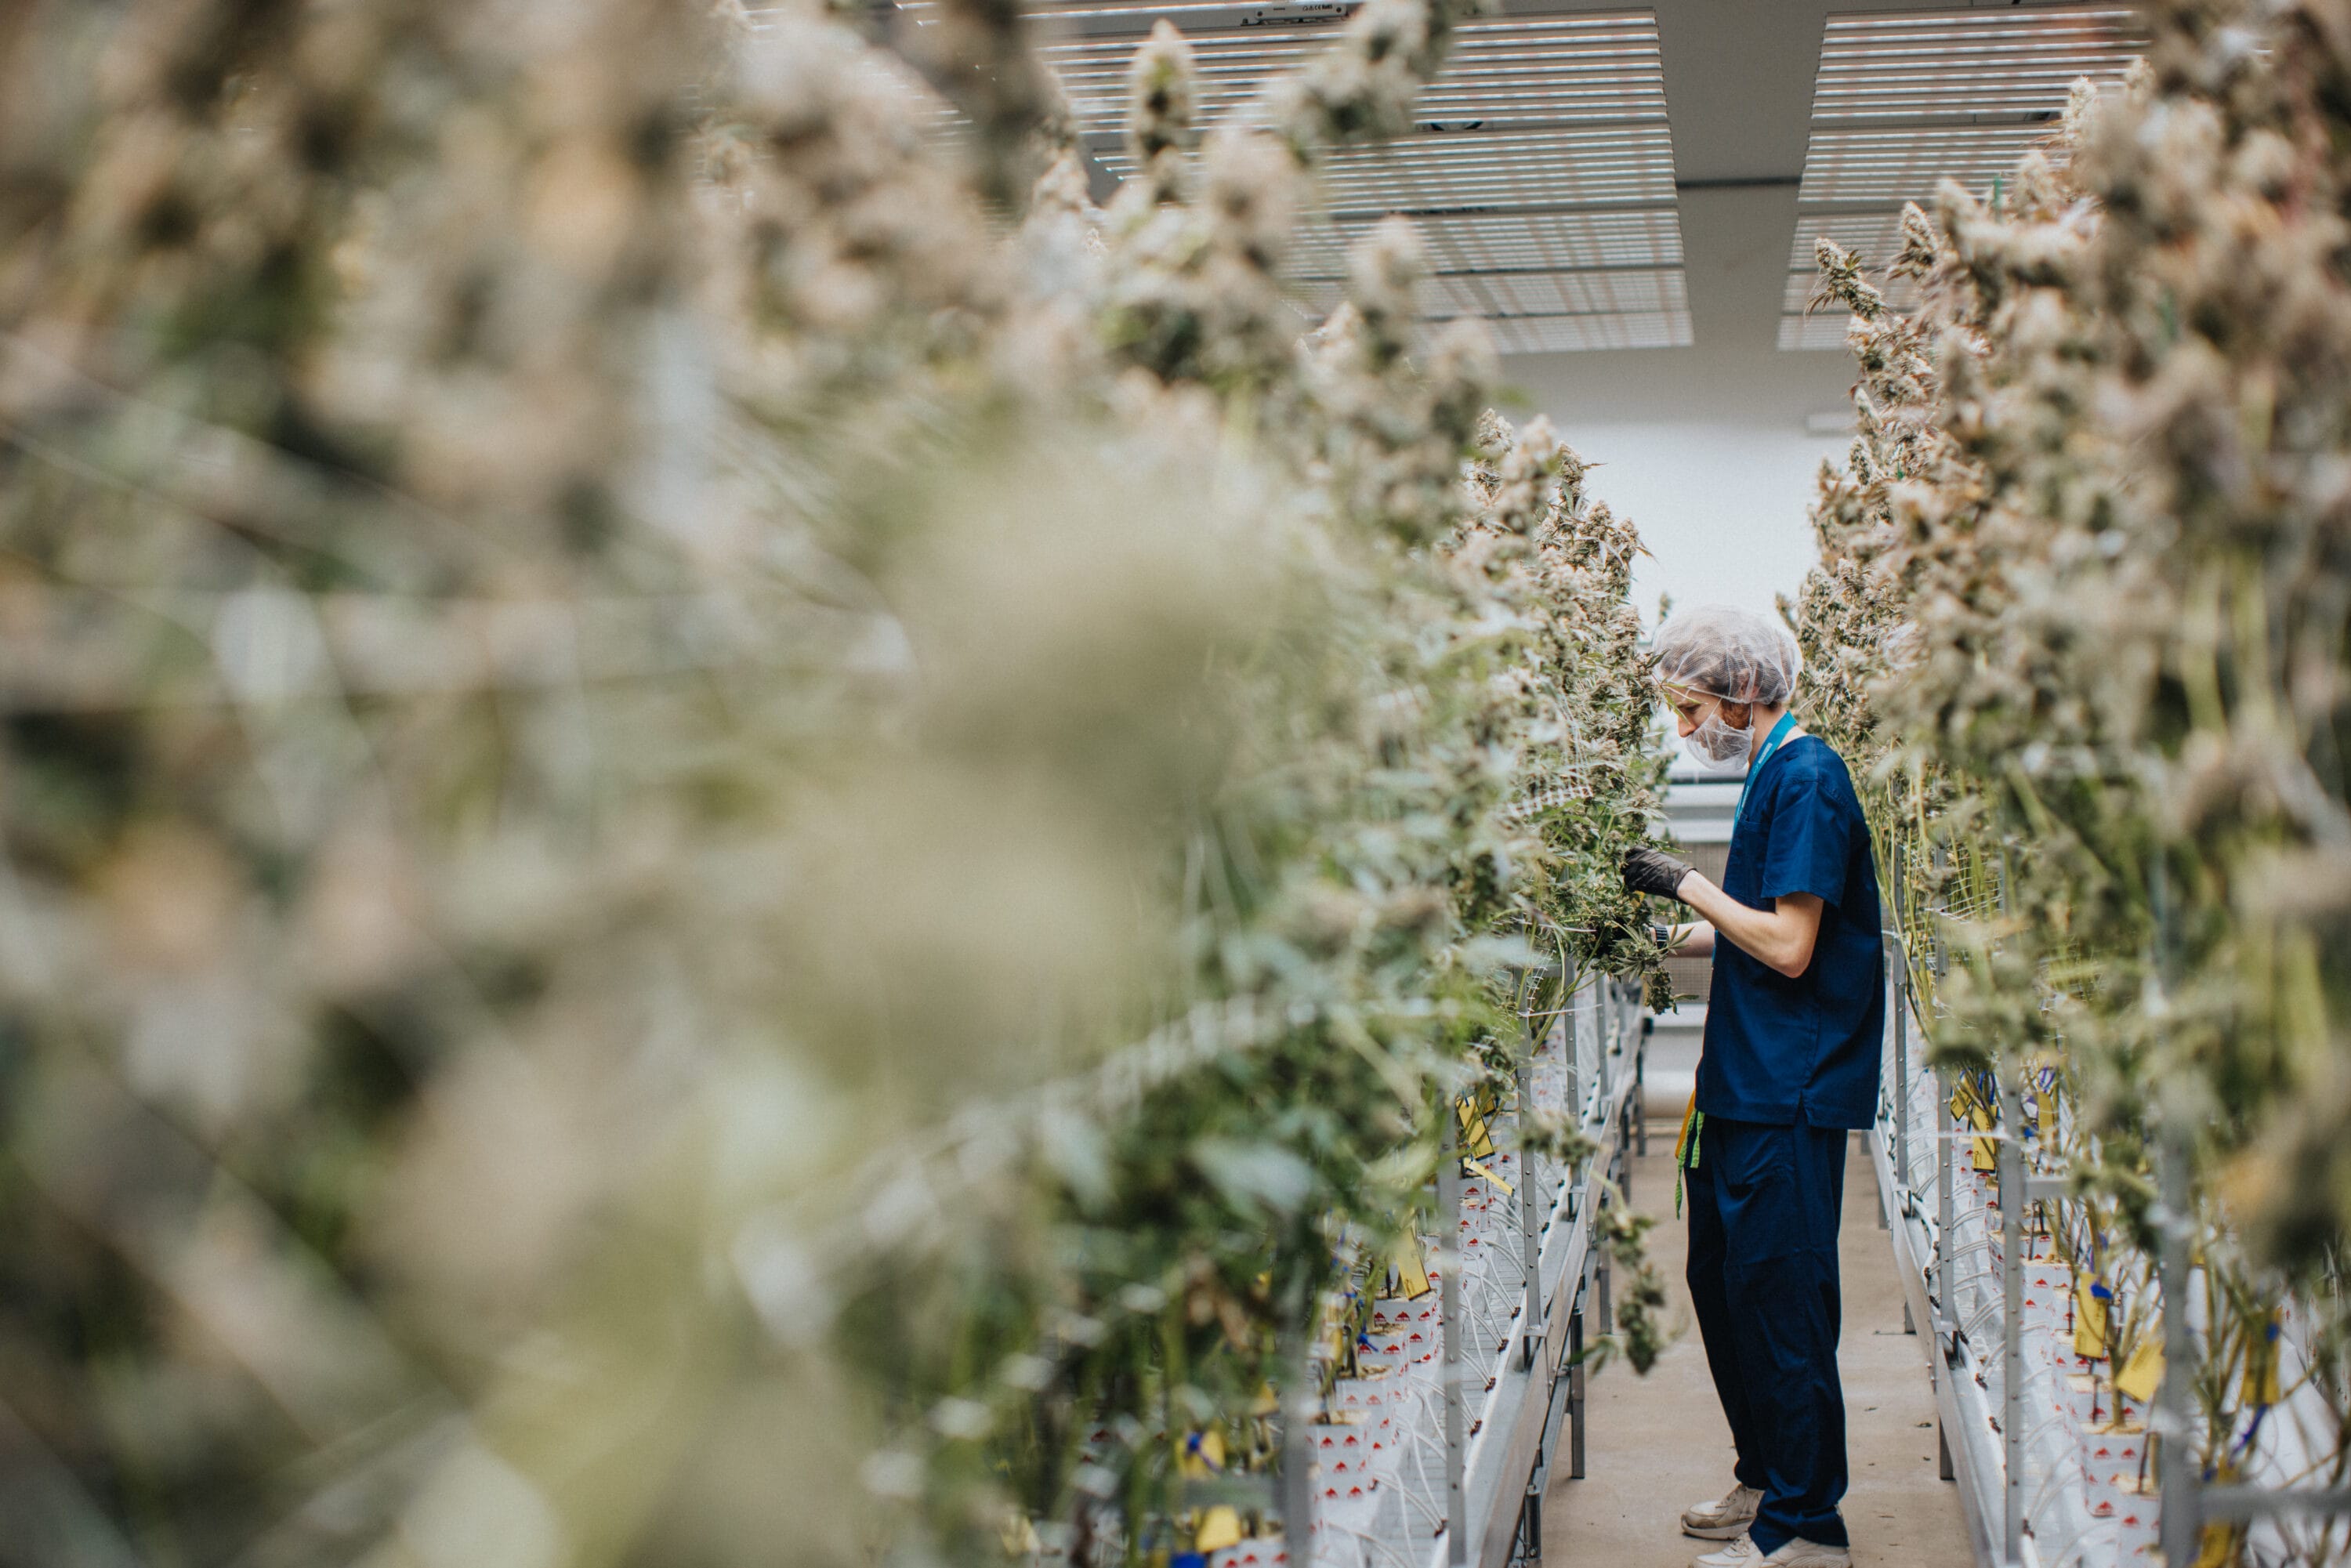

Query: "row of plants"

xmin=1791 ymin=0 xmax=2351 ymax=1555
xmin=0 ymin=2 xmax=1667 ymax=1565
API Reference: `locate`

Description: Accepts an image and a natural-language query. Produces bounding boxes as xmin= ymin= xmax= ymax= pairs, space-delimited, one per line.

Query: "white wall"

xmin=1563 ymin=420 xmax=1847 ymax=627
xmin=1500 ymin=187 xmax=1862 ymax=635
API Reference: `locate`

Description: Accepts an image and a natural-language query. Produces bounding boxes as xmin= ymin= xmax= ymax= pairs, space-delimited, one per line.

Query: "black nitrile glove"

xmin=1621 ymin=846 xmax=1695 ymax=902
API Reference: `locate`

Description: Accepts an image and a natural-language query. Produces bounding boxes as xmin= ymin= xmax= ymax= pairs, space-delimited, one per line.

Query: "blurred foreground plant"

xmin=0 ymin=1 xmax=1665 ymax=1563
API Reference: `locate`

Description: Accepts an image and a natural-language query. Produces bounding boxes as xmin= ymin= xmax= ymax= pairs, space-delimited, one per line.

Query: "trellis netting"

xmin=0 ymin=2 xmax=1671 ymax=1564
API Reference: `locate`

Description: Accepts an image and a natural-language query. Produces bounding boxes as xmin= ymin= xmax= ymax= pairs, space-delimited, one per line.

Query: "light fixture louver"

xmin=1040 ymin=5 xmax=1691 ymax=353
xmin=1780 ymin=3 xmax=2144 ymax=350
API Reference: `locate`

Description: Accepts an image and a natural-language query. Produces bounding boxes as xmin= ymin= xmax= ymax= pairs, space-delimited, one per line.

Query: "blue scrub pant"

xmin=1685 ymin=1115 xmax=1850 ymax=1553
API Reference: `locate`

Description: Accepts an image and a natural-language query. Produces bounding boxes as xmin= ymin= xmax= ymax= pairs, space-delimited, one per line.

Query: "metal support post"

xmin=1516 ymin=1485 xmax=1542 ymax=1568
xmin=1596 ymin=1188 xmax=1614 ymax=1334
xmin=1936 ymin=1067 xmax=1954 ymax=1330
xmin=1278 ymin=1331 xmax=1313 ymax=1568
xmin=1440 ymin=1097 xmax=1468 ymax=1565
xmin=1567 ymin=1276 xmax=1587 ymax=1481
xmin=1599 ymin=979 xmax=1614 ymax=1104
xmin=1999 ymin=1074 xmax=2025 ymax=1567
xmin=2156 ymin=1122 xmax=2198 ymax=1568
xmin=1516 ymin=1055 xmax=1541 ymax=1373
xmin=1635 ymin=1017 xmax=1650 ymax=1157
xmin=1620 ymin=1091 xmax=1634 ymax=1207
xmin=1563 ymin=989 xmax=1583 ymax=1168
xmin=1893 ymin=932 xmax=1911 ymax=1208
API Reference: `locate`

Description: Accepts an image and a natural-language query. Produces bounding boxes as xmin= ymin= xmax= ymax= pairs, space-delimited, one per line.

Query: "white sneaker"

xmin=1682 ymin=1483 xmax=1763 ymax=1540
xmin=1760 ymin=1540 xmax=1851 ymax=1568
xmin=1691 ymin=1538 xmax=1759 ymax=1568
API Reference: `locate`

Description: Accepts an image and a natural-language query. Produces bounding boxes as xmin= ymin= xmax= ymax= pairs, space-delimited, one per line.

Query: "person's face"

xmin=1664 ymin=685 xmax=1753 ymax=740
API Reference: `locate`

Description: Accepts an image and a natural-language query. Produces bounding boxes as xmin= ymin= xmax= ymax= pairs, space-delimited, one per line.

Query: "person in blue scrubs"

xmin=1620 ymin=606 xmax=1884 ymax=1568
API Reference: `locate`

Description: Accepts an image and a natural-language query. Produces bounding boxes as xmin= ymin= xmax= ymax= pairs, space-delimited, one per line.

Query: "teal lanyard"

xmin=1733 ymin=712 xmax=1799 ymax=827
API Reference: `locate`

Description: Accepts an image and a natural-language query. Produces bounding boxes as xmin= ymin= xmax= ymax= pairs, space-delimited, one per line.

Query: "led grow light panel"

xmin=1050 ymin=5 xmax=1686 ymax=353
xmin=1042 ymin=13 xmax=1665 ymax=142
xmin=1778 ymin=313 xmax=1861 ymax=353
xmin=1810 ymin=5 xmax=2144 ymax=122
xmin=1092 ymin=122 xmax=1676 ymax=216
xmin=1288 ymin=208 xmax=1685 ymax=281
xmin=1313 ymin=123 xmax=1676 ymax=216
xmin=1293 ymin=266 xmax=1684 ymax=322
xmin=1471 ymin=311 xmax=1689 ymax=353
xmin=1784 ymin=211 xmax=1910 ymax=277
xmin=1780 ymin=4 xmax=2144 ymax=349
xmin=1796 ymin=123 xmax=2060 ymax=207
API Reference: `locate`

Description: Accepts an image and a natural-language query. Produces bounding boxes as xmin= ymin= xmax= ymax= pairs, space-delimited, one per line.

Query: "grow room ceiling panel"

xmin=1780 ymin=2 xmax=2145 ymax=351
xmin=1038 ymin=5 xmax=1692 ymax=352
xmin=1042 ymin=13 xmax=1668 ymax=138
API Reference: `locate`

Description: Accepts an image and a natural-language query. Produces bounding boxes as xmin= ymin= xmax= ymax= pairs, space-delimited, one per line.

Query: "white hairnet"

xmin=1652 ymin=605 xmax=1799 ymax=707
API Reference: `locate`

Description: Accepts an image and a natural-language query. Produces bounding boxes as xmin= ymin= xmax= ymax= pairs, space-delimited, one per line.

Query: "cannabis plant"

xmin=0 ymin=1 xmax=1665 ymax=1565
xmin=1795 ymin=2 xmax=2351 ymax=1555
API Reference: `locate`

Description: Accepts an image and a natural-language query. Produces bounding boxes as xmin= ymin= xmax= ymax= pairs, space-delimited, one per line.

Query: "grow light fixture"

xmin=1779 ymin=3 xmax=2145 ymax=351
xmin=1037 ymin=5 xmax=1693 ymax=353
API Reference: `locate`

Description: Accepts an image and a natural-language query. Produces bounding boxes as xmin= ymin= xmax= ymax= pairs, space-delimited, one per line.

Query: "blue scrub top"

xmin=1697 ymin=734 xmax=1885 ymax=1129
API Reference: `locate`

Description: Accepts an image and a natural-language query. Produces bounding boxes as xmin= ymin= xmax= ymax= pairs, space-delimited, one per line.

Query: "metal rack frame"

xmin=1297 ymin=967 xmax=1644 ymax=1568
xmin=1868 ymin=914 xmax=2351 ymax=1568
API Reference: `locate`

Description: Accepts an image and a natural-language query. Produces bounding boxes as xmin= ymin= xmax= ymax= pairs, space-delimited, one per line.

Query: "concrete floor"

xmin=1538 ymin=1115 xmax=1972 ymax=1568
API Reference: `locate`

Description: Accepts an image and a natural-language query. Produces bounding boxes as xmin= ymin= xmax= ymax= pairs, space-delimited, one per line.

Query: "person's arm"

xmin=1656 ymin=919 xmax=1715 ymax=957
xmin=1674 ymin=875 xmax=1824 ymax=978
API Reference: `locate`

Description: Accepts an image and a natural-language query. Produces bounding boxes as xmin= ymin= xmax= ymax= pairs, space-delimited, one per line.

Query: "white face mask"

xmin=1683 ymin=703 xmax=1753 ymax=770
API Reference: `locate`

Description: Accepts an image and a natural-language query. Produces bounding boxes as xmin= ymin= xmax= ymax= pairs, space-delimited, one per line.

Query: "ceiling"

xmin=1777 ymin=3 xmax=2145 ymax=348
xmin=1037 ymin=2 xmax=1693 ymax=352
xmin=1012 ymin=0 xmax=2145 ymax=359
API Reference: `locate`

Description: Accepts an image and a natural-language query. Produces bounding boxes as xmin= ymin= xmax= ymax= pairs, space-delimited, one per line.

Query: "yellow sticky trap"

xmin=2116 ymin=1325 xmax=2164 ymax=1404
xmin=2074 ymin=1279 xmax=2110 ymax=1360
xmin=1465 ymin=1157 xmax=1516 ymax=1198
xmin=1178 ymin=1428 xmax=1227 ymax=1479
xmin=1456 ymin=1099 xmax=1496 ymax=1159
xmin=2194 ymin=1519 xmax=2240 ymax=1568
xmin=2243 ymin=1313 xmax=2282 ymax=1407
xmin=1970 ymin=1103 xmax=1998 ymax=1171
xmin=1195 ymin=1506 xmax=1244 ymax=1553
xmin=1393 ymin=1232 xmax=1432 ymax=1300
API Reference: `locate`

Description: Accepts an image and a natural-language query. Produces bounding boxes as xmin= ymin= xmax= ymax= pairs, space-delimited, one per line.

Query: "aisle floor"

xmin=1538 ymin=1119 xmax=1972 ymax=1568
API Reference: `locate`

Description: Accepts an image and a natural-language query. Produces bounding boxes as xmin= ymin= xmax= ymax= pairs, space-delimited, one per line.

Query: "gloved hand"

xmin=1621 ymin=846 xmax=1695 ymax=902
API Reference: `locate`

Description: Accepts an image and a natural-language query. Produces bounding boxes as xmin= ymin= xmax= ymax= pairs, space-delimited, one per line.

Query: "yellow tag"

xmin=2194 ymin=1509 xmax=2241 ymax=1568
xmin=1456 ymin=1099 xmax=1496 ymax=1158
xmin=2074 ymin=1279 xmax=2110 ymax=1360
xmin=1673 ymin=1090 xmax=1699 ymax=1164
xmin=1465 ymin=1157 xmax=1516 ymax=1198
xmin=2243 ymin=1313 xmax=2282 ymax=1407
xmin=1393 ymin=1232 xmax=1432 ymax=1300
xmin=2115 ymin=1325 xmax=2164 ymax=1403
xmin=1969 ymin=1103 xmax=1998 ymax=1171
xmin=1195 ymin=1506 xmax=1244 ymax=1553
xmin=1178 ymin=1428 xmax=1227 ymax=1478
